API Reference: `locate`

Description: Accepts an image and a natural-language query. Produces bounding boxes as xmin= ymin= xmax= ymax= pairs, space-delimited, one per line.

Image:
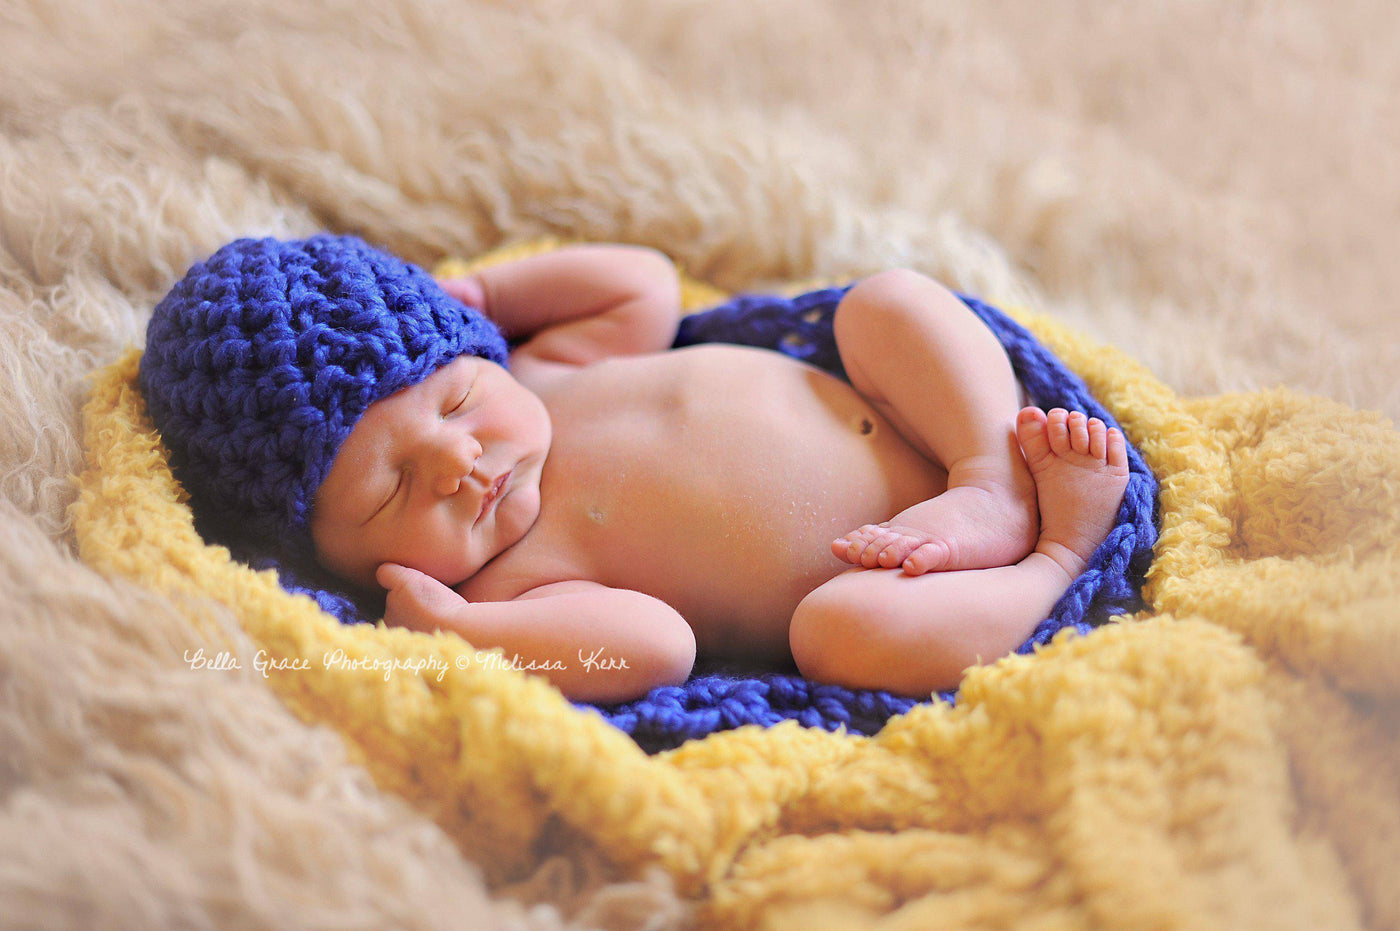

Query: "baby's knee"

xmin=836 ymin=269 xmax=936 ymax=329
xmin=834 ymin=268 xmax=980 ymax=357
xmin=850 ymin=267 xmax=938 ymax=302
xmin=791 ymin=571 xmax=991 ymax=694
xmin=789 ymin=576 xmax=892 ymax=688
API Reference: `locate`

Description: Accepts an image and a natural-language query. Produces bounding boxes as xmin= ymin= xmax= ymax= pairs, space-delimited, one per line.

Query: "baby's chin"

xmin=427 ymin=474 xmax=543 ymax=588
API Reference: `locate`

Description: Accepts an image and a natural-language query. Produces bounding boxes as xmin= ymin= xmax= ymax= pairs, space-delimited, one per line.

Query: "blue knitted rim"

xmin=243 ymin=284 xmax=1158 ymax=755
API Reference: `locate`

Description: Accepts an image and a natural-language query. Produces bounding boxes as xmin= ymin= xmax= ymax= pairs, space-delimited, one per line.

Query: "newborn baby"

xmin=141 ymin=235 xmax=1128 ymax=703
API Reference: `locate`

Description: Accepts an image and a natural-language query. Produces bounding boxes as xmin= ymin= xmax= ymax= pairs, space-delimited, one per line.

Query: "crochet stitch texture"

xmin=138 ymin=234 xmax=508 ymax=550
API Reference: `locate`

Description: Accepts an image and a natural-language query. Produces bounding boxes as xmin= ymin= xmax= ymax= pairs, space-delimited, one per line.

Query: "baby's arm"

xmin=440 ymin=244 xmax=681 ymax=370
xmin=377 ymin=564 xmax=696 ymax=703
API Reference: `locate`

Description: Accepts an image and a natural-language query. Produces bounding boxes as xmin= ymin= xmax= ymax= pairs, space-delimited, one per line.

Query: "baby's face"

xmin=310 ymin=355 xmax=551 ymax=589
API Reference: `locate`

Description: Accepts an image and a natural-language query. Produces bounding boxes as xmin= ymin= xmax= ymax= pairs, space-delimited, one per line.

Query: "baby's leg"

xmin=792 ymin=408 xmax=1129 ymax=696
xmin=830 ymin=270 xmax=1038 ymax=574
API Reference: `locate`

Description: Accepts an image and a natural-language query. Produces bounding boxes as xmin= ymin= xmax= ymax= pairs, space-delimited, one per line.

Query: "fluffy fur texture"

xmin=2 ymin=0 xmax=1397 ymax=928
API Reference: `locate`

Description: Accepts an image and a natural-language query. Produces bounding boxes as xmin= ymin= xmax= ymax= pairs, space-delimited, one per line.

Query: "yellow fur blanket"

xmin=72 ymin=248 xmax=1400 ymax=928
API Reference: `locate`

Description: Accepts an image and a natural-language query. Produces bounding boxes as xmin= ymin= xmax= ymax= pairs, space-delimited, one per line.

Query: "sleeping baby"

xmin=140 ymin=235 xmax=1129 ymax=702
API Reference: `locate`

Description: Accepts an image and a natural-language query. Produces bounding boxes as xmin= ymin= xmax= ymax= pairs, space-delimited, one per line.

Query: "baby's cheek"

xmin=310 ymin=532 xmax=377 ymax=590
xmin=397 ymin=521 xmax=477 ymax=586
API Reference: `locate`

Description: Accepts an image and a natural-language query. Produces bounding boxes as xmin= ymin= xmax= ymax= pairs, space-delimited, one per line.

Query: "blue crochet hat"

xmin=138 ymin=233 xmax=509 ymax=550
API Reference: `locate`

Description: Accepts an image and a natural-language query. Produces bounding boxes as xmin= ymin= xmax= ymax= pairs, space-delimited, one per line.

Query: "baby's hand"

xmin=377 ymin=563 xmax=468 ymax=632
xmin=831 ymin=523 xmax=949 ymax=576
xmin=438 ymin=275 xmax=487 ymax=311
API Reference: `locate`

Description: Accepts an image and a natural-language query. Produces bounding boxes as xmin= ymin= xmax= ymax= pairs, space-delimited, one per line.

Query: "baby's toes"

xmin=832 ymin=535 xmax=866 ymax=564
xmin=1016 ymin=407 xmax=1053 ymax=470
xmin=1106 ymin=427 xmax=1129 ymax=472
xmin=1046 ymin=408 xmax=1073 ymax=457
xmin=1068 ymin=411 xmax=1090 ymax=455
xmin=1088 ymin=417 xmax=1107 ymax=460
xmin=832 ymin=524 xmax=887 ymax=564
xmin=902 ymin=541 xmax=951 ymax=576
xmin=857 ymin=530 xmax=905 ymax=568
xmin=876 ymin=534 xmax=922 ymax=569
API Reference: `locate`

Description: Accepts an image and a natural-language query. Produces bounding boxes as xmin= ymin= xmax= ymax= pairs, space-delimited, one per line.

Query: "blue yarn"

xmin=139 ymin=234 xmax=509 ymax=552
xmin=589 ymin=285 xmax=1158 ymax=752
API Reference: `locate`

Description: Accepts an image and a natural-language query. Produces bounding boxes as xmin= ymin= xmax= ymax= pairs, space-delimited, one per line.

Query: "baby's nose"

xmin=427 ymin=434 xmax=482 ymax=496
xmin=431 ymin=471 xmax=468 ymax=497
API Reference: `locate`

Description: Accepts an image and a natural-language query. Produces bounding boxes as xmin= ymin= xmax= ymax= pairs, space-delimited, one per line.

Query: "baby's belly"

xmin=538 ymin=346 xmax=948 ymax=658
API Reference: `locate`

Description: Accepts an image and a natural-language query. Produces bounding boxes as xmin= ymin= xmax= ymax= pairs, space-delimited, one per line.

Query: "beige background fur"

xmin=1 ymin=0 xmax=1395 ymax=927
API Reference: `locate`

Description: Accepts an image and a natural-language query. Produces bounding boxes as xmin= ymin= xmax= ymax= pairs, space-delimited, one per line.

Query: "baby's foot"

xmin=1016 ymin=408 xmax=1130 ymax=580
xmin=832 ymin=458 xmax=1040 ymax=576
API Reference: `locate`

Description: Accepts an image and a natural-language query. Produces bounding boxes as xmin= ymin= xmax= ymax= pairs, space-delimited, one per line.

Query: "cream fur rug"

xmin=2 ymin=0 xmax=1395 ymax=927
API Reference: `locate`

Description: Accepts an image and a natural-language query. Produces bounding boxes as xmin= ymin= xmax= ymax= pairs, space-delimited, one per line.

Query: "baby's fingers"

xmin=377 ymin=563 xmax=463 ymax=630
xmin=375 ymin=561 xmax=420 ymax=593
xmin=437 ymin=275 xmax=486 ymax=310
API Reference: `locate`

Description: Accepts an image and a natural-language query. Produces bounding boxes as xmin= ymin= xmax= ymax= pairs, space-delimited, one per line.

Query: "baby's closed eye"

xmin=443 ymin=381 xmax=475 ymax=418
xmin=365 ymin=470 xmax=404 ymax=524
